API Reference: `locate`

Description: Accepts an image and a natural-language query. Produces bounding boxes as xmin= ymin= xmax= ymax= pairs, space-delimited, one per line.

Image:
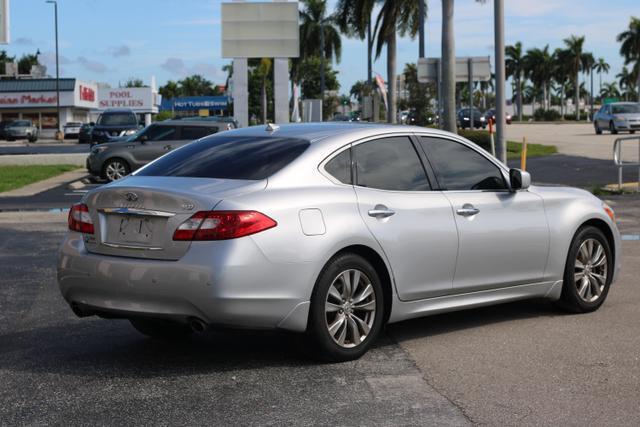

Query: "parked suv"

xmin=5 ymin=120 xmax=38 ymax=142
xmin=90 ymin=108 xmax=140 ymax=145
xmin=87 ymin=120 xmax=224 ymax=181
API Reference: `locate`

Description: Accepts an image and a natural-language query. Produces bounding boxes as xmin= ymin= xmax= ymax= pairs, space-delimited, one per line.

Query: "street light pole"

xmin=493 ymin=0 xmax=507 ymax=163
xmin=46 ymin=0 xmax=61 ymax=140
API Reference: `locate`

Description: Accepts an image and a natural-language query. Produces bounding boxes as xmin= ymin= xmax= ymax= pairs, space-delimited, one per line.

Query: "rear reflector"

xmin=173 ymin=211 xmax=277 ymax=241
xmin=68 ymin=203 xmax=94 ymax=234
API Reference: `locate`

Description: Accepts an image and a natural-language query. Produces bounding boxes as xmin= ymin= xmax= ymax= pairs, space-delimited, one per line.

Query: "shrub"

xmin=533 ymin=108 xmax=561 ymax=121
xmin=457 ymin=129 xmax=491 ymax=151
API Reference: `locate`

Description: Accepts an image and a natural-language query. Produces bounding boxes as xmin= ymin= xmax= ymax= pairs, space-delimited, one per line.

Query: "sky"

xmin=3 ymin=0 xmax=638 ymax=94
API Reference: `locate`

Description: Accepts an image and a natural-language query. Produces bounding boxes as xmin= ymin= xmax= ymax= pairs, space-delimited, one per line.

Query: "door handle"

xmin=456 ymin=204 xmax=480 ymax=217
xmin=368 ymin=205 xmax=395 ymax=218
xmin=163 ymin=144 xmax=172 ymax=151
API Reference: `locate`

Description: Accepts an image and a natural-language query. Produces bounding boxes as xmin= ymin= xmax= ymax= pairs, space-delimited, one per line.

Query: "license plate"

xmin=113 ymin=215 xmax=155 ymax=244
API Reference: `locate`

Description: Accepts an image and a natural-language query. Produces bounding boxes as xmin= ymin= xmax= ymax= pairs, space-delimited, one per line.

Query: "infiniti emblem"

xmin=124 ymin=192 xmax=138 ymax=202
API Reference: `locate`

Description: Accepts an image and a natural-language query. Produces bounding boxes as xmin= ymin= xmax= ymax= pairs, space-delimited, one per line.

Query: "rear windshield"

xmin=97 ymin=112 xmax=137 ymax=126
xmin=136 ymin=135 xmax=310 ymax=180
xmin=611 ymin=104 xmax=640 ymax=114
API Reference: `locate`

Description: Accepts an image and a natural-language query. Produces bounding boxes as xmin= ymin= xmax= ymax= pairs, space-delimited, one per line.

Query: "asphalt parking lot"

xmin=1 ymin=193 xmax=639 ymax=425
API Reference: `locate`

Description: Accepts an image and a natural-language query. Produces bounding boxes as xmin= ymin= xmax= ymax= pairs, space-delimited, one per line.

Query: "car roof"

xmin=220 ymin=122 xmax=458 ymax=145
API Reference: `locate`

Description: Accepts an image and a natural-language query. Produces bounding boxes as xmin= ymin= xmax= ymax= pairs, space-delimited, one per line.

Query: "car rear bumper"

xmin=57 ymin=232 xmax=312 ymax=332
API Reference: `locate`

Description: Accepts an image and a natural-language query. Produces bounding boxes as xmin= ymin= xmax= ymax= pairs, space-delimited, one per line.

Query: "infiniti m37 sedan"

xmin=58 ymin=123 xmax=621 ymax=361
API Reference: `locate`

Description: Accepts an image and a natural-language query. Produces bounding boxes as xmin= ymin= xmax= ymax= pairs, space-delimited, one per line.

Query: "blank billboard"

xmin=221 ymin=2 xmax=299 ymax=58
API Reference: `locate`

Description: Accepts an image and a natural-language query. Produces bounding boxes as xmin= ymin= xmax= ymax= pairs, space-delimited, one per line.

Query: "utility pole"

xmin=493 ymin=0 xmax=507 ymax=163
xmin=46 ymin=0 xmax=61 ymax=140
xmin=418 ymin=0 xmax=425 ymax=58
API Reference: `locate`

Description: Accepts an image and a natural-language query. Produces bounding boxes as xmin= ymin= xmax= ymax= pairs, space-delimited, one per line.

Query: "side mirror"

xmin=138 ymin=135 xmax=148 ymax=143
xmin=509 ymin=168 xmax=531 ymax=191
xmin=89 ymin=122 xmax=95 ymax=126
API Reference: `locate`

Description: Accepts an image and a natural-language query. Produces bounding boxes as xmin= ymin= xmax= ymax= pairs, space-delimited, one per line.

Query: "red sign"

xmin=0 ymin=94 xmax=58 ymax=105
xmin=79 ymin=85 xmax=95 ymax=102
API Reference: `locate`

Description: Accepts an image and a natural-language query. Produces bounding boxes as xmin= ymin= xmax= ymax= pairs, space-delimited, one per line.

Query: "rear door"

xmin=176 ymin=126 xmax=219 ymax=148
xmin=418 ymin=136 xmax=549 ymax=293
xmin=352 ymin=135 xmax=458 ymax=300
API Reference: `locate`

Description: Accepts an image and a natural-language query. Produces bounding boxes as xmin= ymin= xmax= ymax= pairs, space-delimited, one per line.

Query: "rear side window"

xmin=324 ymin=149 xmax=352 ymax=184
xmin=137 ymin=136 xmax=309 ymax=180
xmin=353 ymin=137 xmax=430 ymax=191
xmin=181 ymin=126 xmax=218 ymax=140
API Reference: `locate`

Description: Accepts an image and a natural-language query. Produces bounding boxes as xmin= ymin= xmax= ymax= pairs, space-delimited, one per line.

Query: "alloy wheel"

xmin=574 ymin=238 xmax=608 ymax=303
xmin=324 ymin=269 xmax=376 ymax=348
xmin=105 ymin=161 xmax=127 ymax=181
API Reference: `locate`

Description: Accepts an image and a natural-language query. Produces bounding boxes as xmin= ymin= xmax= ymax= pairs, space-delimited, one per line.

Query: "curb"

xmin=0 ymin=169 xmax=88 ymax=198
xmin=0 ymin=153 xmax=88 ymax=166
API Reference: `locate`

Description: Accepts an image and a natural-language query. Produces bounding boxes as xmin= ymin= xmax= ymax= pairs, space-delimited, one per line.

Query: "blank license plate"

xmin=109 ymin=215 xmax=158 ymax=245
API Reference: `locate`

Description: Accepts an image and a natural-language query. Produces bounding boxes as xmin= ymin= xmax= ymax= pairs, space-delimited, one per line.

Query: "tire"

xmin=559 ymin=226 xmax=613 ymax=313
xmin=6 ymin=137 xmax=14 ymax=142
xmin=609 ymin=121 xmax=618 ymax=134
xmin=28 ymin=136 xmax=37 ymax=143
xmin=594 ymin=121 xmax=602 ymax=134
xmin=307 ymin=253 xmax=385 ymax=362
xmin=129 ymin=318 xmax=192 ymax=340
xmin=102 ymin=158 xmax=130 ymax=181
xmin=631 ymin=130 xmax=636 ymax=134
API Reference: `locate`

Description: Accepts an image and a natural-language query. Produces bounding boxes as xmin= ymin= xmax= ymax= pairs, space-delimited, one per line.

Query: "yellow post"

xmin=520 ymin=136 xmax=528 ymax=171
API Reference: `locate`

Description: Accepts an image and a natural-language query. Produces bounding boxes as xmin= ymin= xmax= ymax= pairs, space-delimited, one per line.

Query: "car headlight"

xmin=122 ymin=129 xmax=137 ymax=136
xmin=613 ymin=115 xmax=626 ymax=121
xmin=480 ymin=117 xmax=486 ymax=121
xmin=91 ymin=146 xmax=109 ymax=154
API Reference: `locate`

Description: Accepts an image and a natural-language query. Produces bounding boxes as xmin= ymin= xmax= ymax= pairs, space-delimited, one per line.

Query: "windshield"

xmin=97 ymin=112 xmax=137 ymax=126
xmin=65 ymin=122 xmax=82 ymax=127
xmin=137 ymin=135 xmax=310 ymax=180
xmin=611 ymin=104 xmax=640 ymax=114
xmin=11 ymin=120 xmax=30 ymax=127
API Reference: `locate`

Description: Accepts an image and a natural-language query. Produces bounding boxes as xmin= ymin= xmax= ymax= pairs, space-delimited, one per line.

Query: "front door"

xmin=132 ymin=124 xmax=178 ymax=165
xmin=352 ymin=136 xmax=459 ymax=301
xmin=418 ymin=136 xmax=549 ymax=293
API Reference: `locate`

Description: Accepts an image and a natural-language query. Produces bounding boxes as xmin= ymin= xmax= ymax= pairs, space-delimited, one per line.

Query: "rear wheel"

xmin=307 ymin=253 xmax=384 ymax=362
xmin=609 ymin=121 xmax=618 ymax=134
xmin=102 ymin=158 xmax=130 ymax=181
xmin=559 ymin=226 xmax=613 ymax=313
xmin=129 ymin=318 xmax=192 ymax=340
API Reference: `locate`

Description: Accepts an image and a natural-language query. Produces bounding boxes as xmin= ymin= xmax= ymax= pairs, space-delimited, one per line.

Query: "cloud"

xmin=14 ymin=37 xmax=35 ymax=46
xmin=76 ymin=57 xmax=109 ymax=73
xmin=108 ymin=45 xmax=131 ymax=57
xmin=39 ymin=51 xmax=72 ymax=66
xmin=161 ymin=57 xmax=225 ymax=79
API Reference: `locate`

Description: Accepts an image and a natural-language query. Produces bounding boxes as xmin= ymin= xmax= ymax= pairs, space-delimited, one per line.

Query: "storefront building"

xmin=0 ymin=78 xmax=98 ymax=138
xmin=160 ymin=96 xmax=229 ymax=117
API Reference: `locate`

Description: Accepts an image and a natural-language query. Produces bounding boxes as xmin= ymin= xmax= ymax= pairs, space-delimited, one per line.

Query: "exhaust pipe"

xmin=188 ymin=317 xmax=208 ymax=333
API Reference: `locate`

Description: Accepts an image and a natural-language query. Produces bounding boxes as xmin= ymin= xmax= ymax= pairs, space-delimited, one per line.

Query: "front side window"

xmin=353 ymin=137 xmax=430 ymax=191
xmin=142 ymin=125 xmax=176 ymax=141
xmin=420 ymin=137 xmax=506 ymax=191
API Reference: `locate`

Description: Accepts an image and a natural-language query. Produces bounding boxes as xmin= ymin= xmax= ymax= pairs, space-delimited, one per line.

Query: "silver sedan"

xmin=58 ymin=123 xmax=622 ymax=362
xmin=593 ymin=102 xmax=640 ymax=134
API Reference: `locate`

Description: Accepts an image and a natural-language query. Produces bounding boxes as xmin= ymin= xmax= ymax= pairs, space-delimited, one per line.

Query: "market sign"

xmin=0 ymin=93 xmax=57 ymax=105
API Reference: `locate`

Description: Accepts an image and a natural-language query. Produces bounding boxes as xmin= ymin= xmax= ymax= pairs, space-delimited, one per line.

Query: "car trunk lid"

xmin=82 ymin=176 xmax=266 ymax=260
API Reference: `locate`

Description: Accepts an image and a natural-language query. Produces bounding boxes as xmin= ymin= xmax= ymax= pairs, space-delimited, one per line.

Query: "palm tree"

xmin=373 ymin=0 xmax=425 ymax=124
xmin=524 ymin=45 xmax=553 ymax=110
xmin=551 ymin=48 xmax=572 ymax=118
xmin=593 ymin=58 xmax=610 ymax=93
xmin=300 ymin=0 xmax=342 ymax=102
xmin=617 ymin=66 xmax=634 ymax=101
xmin=563 ymin=35 xmax=586 ymax=120
xmin=617 ymin=16 xmax=640 ymax=102
xmin=600 ymin=82 xmax=620 ymax=99
xmin=581 ymin=52 xmax=595 ymax=118
xmin=336 ymin=0 xmax=375 ymax=87
xmin=506 ymin=42 xmax=525 ymax=121
xmin=257 ymin=59 xmax=272 ymax=123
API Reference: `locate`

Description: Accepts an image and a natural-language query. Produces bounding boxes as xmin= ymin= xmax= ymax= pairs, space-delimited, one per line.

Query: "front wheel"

xmin=307 ymin=253 xmax=384 ymax=362
xmin=102 ymin=158 xmax=130 ymax=181
xmin=609 ymin=121 xmax=618 ymax=134
xmin=559 ymin=226 xmax=613 ymax=313
xmin=594 ymin=121 xmax=602 ymax=134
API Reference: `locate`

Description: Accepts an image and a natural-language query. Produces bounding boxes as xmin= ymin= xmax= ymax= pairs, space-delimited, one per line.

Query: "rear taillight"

xmin=68 ymin=203 xmax=94 ymax=234
xmin=173 ymin=211 xmax=277 ymax=241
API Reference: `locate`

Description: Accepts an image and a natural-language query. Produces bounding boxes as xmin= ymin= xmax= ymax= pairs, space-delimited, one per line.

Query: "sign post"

xmin=0 ymin=0 xmax=9 ymax=45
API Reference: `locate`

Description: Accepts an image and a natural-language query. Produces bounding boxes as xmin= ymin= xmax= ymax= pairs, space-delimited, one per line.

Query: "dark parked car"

xmin=0 ymin=120 xmax=15 ymax=140
xmin=90 ymin=108 xmax=140 ymax=145
xmin=87 ymin=120 xmax=226 ymax=181
xmin=78 ymin=123 xmax=93 ymax=144
xmin=484 ymin=108 xmax=512 ymax=125
xmin=457 ymin=108 xmax=486 ymax=129
xmin=5 ymin=120 xmax=38 ymax=142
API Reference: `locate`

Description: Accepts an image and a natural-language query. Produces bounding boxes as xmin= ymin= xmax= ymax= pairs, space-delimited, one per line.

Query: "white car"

xmin=63 ymin=122 xmax=83 ymax=138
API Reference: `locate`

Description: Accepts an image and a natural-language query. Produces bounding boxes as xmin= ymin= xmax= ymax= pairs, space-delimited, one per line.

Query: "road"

xmin=0 ymin=195 xmax=639 ymax=425
xmin=0 ymin=142 xmax=90 ymax=155
xmin=506 ymin=123 xmax=639 ymax=162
